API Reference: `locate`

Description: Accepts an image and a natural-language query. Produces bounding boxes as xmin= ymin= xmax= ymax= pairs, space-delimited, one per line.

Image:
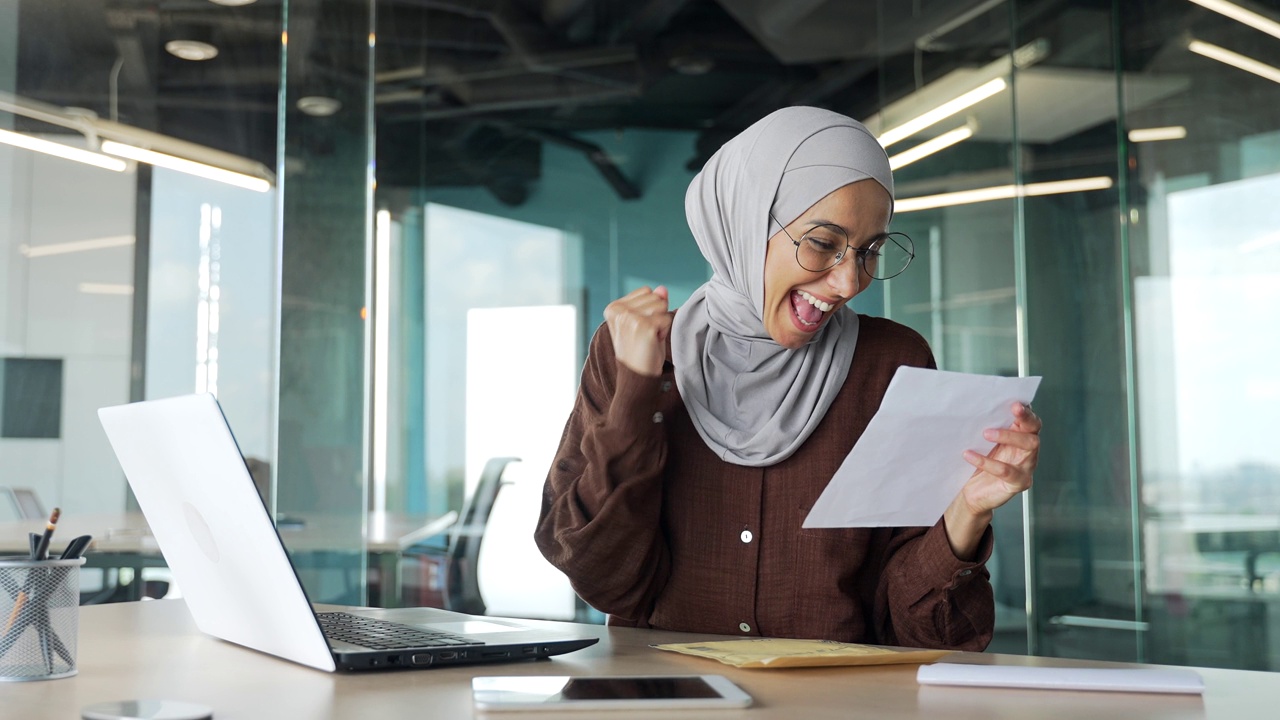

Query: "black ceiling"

xmin=10 ymin=0 xmax=1246 ymax=204
xmin=367 ymin=0 xmax=1029 ymax=193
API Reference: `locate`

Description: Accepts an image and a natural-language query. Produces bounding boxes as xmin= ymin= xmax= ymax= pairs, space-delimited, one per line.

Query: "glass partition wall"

xmin=1119 ymin=0 xmax=1280 ymax=669
xmin=1014 ymin=2 xmax=1140 ymax=661
xmin=274 ymin=0 xmax=375 ymax=605
xmin=0 ymin=0 xmax=373 ymax=605
xmin=5 ymin=0 xmax=1280 ymax=670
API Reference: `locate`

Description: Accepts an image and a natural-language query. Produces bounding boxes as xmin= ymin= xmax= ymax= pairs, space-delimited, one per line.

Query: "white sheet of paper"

xmin=803 ymin=367 xmax=1042 ymax=528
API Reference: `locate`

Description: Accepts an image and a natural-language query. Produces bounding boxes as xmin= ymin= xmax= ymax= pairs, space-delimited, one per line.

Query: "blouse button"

xmin=958 ymin=569 xmax=972 ymax=577
xmin=739 ymin=622 xmax=751 ymax=633
xmin=740 ymin=530 xmax=753 ymax=543
xmin=661 ymin=381 xmax=672 ymax=392
xmin=652 ymin=412 xmax=664 ymax=423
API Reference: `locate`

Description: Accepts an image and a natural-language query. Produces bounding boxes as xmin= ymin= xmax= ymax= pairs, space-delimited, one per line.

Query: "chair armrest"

xmin=397 ymin=510 xmax=459 ymax=552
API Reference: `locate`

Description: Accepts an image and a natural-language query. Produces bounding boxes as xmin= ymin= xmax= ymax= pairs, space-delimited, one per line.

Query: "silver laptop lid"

xmin=99 ymin=393 xmax=338 ymax=672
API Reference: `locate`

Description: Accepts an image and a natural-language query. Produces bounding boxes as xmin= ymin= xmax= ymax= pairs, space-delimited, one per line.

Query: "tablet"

xmin=471 ymin=674 xmax=753 ymax=711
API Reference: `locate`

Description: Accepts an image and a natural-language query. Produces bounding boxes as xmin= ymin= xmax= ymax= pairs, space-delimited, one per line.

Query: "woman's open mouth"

xmin=790 ymin=289 xmax=832 ymax=330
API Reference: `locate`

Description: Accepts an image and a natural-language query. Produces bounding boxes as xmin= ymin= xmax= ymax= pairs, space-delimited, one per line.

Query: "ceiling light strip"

xmin=1187 ymin=0 xmax=1280 ymax=41
xmin=2 ymin=90 xmax=275 ymax=189
xmin=1020 ymin=177 xmax=1114 ymax=196
xmin=1188 ymin=40 xmax=1280 ymax=84
xmin=0 ymin=128 xmax=127 ymax=172
xmin=896 ymin=176 xmax=1114 ymax=213
xmin=878 ymin=78 xmax=1007 ymax=148
xmin=1128 ymin=126 xmax=1188 ymax=142
xmin=78 ymin=283 xmax=134 ymax=295
xmin=101 ymin=140 xmax=272 ymax=192
xmin=888 ymin=125 xmax=975 ymax=170
xmin=19 ymin=235 xmax=135 ymax=258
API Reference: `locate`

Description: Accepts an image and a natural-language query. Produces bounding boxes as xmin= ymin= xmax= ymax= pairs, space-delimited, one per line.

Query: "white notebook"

xmin=917 ymin=663 xmax=1205 ymax=695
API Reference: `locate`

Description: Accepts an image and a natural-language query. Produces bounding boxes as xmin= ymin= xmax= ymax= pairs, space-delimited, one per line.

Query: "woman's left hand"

xmin=959 ymin=402 xmax=1042 ymax=516
xmin=943 ymin=402 xmax=1041 ymax=559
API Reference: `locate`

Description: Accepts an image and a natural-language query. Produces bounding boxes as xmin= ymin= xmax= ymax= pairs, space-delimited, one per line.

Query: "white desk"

xmin=4 ymin=600 xmax=1279 ymax=718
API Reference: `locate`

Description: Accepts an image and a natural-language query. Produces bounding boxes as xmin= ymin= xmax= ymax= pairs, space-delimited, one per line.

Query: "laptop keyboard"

xmin=317 ymin=612 xmax=481 ymax=651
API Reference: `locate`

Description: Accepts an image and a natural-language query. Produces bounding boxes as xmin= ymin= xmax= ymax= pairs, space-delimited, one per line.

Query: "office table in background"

xmin=4 ymin=599 xmax=1279 ymax=718
xmin=0 ymin=511 xmax=456 ymax=606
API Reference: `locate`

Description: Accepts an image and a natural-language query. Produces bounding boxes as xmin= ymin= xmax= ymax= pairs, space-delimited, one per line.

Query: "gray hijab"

xmin=671 ymin=106 xmax=894 ymax=466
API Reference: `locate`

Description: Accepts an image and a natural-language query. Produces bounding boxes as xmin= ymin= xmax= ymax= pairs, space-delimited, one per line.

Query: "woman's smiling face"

xmin=762 ymin=179 xmax=893 ymax=349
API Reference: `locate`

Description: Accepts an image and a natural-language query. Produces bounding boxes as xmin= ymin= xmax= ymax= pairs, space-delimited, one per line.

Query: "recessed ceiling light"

xmin=297 ymin=96 xmax=343 ymax=117
xmin=208 ymin=0 xmax=258 ymax=6
xmin=165 ymin=40 xmax=219 ymax=61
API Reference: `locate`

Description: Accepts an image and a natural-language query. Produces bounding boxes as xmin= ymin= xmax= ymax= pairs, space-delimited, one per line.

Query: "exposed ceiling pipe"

xmin=388 ymin=0 xmax=553 ymax=66
xmin=382 ymin=79 xmax=636 ymax=122
xmin=757 ymin=0 xmax=828 ymax=40
xmin=517 ymin=126 xmax=640 ymax=200
xmin=915 ymin=0 xmax=1010 ymax=52
xmin=607 ymin=0 xmax=692 ymax=44
xmin=376 ymin=47 xmax=637 ymax=86
xmin=377 ymin=0 xmax=643 ymax=106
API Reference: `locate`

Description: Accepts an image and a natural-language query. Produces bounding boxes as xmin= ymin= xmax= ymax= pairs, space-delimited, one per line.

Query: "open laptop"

xmin=97 ymin=393 xmax=598 ymax=672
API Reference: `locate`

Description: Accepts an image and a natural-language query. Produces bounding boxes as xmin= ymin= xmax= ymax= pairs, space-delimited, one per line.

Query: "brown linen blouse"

xmin=534 ymin=313 xmax=995 ymax=651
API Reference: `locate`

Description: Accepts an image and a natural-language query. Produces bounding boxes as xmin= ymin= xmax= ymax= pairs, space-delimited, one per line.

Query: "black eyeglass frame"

xmin=770 ymin=213 xmax=915 ymax=280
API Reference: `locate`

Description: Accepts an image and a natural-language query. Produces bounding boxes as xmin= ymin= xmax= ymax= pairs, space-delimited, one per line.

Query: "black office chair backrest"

xmin=445 ymin=456 xmax=519 ymax=616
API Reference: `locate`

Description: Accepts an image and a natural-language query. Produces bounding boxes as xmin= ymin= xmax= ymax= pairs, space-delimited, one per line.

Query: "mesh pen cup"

xmin=0 ymin=556 xmax=85 ymax=681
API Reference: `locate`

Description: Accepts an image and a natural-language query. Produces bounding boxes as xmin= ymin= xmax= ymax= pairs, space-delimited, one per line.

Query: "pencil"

xmin=2 ymin=590 xmax=26 ymax=636
xmin=31 ymin=507 xmax=61 ymax=561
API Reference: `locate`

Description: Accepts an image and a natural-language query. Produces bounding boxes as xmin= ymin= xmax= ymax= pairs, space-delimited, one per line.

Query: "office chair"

xmin=445 ymin=455 xmax=520 ymax=615
xmin=404 ymin=456 xmax=519 ymax=615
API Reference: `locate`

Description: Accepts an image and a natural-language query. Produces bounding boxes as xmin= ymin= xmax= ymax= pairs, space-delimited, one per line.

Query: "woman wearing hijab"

xmin=534 ymin=106 xmax=1041 ymax=650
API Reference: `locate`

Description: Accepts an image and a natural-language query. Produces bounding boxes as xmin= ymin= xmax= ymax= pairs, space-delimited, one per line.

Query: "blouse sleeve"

xmin=870 ymin=331 xmax=995 ymax=651
xmin=533 ymin=323 xmax=672 ymax=623
xmin=874 ymin=520 xmax=996 ymax=650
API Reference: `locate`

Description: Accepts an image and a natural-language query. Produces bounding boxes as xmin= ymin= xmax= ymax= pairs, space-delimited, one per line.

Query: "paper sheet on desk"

xmin=804 ymin=367 xmax=1041 ymax=528
xmin=652 ymin=639 xmax=950 ymax=668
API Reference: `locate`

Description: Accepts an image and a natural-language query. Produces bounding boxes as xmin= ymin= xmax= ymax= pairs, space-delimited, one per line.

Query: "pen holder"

xmin=0 ymin=556 xmax=85 ymax=681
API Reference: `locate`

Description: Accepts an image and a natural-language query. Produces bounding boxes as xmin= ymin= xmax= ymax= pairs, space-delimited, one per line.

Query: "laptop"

xmin=97 ymin=393 xmax=599 ymax=672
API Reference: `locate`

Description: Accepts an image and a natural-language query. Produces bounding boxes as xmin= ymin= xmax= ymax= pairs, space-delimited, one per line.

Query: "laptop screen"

xmin=99 ymin=393 xmax=338 ymax=671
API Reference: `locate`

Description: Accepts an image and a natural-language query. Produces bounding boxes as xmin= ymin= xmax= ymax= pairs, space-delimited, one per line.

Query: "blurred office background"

xmin=2 ymin=0 xmax=1280 ymax=669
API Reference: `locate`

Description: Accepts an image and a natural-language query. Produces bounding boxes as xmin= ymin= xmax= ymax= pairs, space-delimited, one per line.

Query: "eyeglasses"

xmin=771 ymin=214 xmax=915 ymax=280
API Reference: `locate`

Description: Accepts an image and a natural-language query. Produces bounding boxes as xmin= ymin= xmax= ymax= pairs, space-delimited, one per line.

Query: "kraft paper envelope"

xmin=652 ymin=638 xmax=950 ymax=668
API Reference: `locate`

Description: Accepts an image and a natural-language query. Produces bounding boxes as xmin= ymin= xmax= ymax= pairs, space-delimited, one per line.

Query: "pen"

xmin=31 ymin=507 xmax=61 ymax=561
xmin=59 ymin=535 xmax=93 ymax=560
